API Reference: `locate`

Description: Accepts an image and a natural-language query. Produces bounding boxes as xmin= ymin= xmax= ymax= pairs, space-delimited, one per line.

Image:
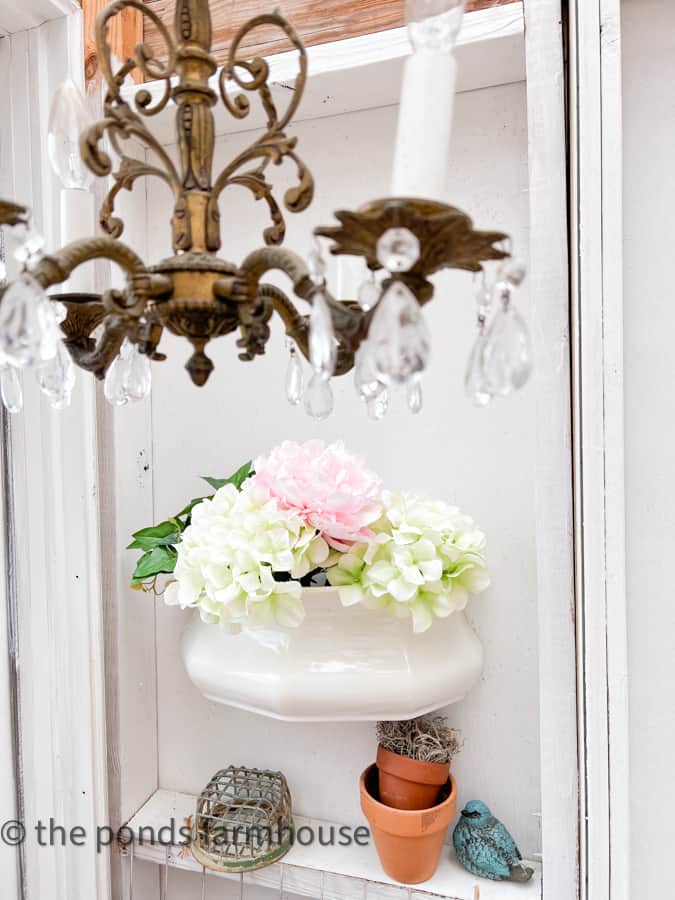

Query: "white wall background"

xmin=112 ymin=78 xmax=541 ymax=897
xmin=622 ymin=2 xmax=675 ymax=897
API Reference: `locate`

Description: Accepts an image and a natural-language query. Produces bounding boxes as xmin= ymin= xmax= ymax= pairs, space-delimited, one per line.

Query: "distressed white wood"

xmin=0 ymin=0 xmax=77 ymax=34
xmin=127 ymin=3 xmax=525 ymax=145
xmin=0 ymin=8 xmax=112 ymax=900
xmin=621 ymin=6 xmax=675 ymax=899
xmin=0 ymin=419 xmax=20 ymax=898
xmin=522 ymin=3 xmax=579 ymax=900
xmin=568 ymin=1 xmax=629 ymax=898
xmin=126 ymin=788 xmax=541 ymax=900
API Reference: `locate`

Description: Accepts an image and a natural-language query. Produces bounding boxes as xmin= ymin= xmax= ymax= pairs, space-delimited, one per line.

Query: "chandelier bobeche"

xmin=0 ymin=0 xmax=532 ymax=419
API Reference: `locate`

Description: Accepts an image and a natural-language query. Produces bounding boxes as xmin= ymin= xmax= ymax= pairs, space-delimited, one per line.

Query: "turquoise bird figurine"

xmin=453 ymin=800 xmax=534 ymax=882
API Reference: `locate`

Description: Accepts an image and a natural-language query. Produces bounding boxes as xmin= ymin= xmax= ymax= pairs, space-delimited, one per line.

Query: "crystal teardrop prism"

xmin=37 ymin=341 xmax=75 ymax=407
xmin=407 ymin=378 xmax=423 ymax=414
xmin=368 ymin=282 xmax=430 ymax=384
xmin=367 ymin=388 xmax=388 ymax=420
xmin=103 ymin=355 xmax=128 ymax=406
xmin=0 ymin=366 xmax=22 ymax=414
xmin=307 ymin=241 xmax=326 ymax=285
xmin=285 ymin=345 xmax=303 ymax=405
xmin=464 ymin=334 xmax=492 ymax=407
xmin=482 ymin=307 xmax=533 ymax=394
xmin=309 ymin=291 xmax=336 ymax=378
xmin=0 ymin=274 xmax=51 ymax=367
xmin=47 ymin=79 xmax=94 ymax=190
xmin=354 ymin=349 xmax=386 ymax=401
xmin=123 ymin=347 xmax=152 ymax=401
xmin=12 ymin=224 xmax=46 ymax=267
xmin=304 ymin=373 xmax=333 ymax=420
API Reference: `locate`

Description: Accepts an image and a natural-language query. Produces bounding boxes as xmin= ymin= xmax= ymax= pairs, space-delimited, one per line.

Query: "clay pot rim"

xmin=376 ymin=744 xmax=451 ymax=784
xmin=360 ymin=764 xmax=457 ymax=818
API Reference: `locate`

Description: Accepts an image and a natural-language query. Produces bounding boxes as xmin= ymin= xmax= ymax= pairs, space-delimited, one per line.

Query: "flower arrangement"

xmin=129 ymin=440 xmax=490 ymax=633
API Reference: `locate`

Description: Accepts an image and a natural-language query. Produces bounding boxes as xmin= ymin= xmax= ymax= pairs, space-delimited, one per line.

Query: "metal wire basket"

xmin=190 ymin=766 xmax=293 ymax=873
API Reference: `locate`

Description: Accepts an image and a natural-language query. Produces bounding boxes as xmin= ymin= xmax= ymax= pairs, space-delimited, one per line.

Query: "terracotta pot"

xmin=360 ymin=764 xmax=457 ymax=884
xmin=376 ymin=744 xmax=450 ymax=810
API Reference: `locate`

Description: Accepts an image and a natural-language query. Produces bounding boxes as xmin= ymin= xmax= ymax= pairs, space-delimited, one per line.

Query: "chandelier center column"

xmin=171 ymin=0 xmax=219 ymax=254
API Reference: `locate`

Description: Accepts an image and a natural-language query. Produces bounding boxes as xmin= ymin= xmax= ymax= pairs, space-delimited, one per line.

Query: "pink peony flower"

xmin=252 ymin=440 xmax=382 ymax=550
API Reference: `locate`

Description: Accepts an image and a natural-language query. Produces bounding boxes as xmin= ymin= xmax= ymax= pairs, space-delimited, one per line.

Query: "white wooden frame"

xmin=568 ymin=2 xmax=630 ymax=899
xmin=523 ymin=2 xmax=579 ymax=898
xmin=0 ymin=1 xmax=630 ymax=898
xmin=0 ymin=3 xmax=111 ymax=899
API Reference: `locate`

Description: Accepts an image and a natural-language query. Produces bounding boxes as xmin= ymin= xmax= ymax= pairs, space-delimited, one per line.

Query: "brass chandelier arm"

xmin=236 ymin=246 xmax=314 ymax=300
xmin=234 ymin=246 xmax=368 ymax=376
xmin=31 ymin=237 xmax=169 ymax=318
xmin=258 ymin=283 xmax=309 ymax=354
xmin=63 ymin=313 xmax=129 ymax=379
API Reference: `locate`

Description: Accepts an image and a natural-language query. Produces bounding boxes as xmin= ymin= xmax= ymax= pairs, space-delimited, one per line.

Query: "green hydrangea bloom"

xmin=327 ymin=490 xmax=490 ymax=632
xmin=164 ymin=481 xmax=329 ymax=628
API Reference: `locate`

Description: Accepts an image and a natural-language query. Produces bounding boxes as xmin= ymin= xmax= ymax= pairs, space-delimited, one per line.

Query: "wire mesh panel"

xmin=191 ymin=766 xmax=293 ymax=873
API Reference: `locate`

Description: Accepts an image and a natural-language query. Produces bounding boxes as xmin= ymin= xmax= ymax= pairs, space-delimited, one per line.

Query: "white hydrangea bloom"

xmin=327 ymin=490 xmax=490 ymax=633
xmin=164 ymin=481 xmax=329 ymax=628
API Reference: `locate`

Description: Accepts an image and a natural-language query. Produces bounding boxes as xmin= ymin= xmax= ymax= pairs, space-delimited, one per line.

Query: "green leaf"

xmin=201 ymin=460 xmax=253 ymax=492
xmin=127 ymin=519 xmax=181 ymax=551
xmin=176 ymin=496 xmax=209 ymax=518
xmin=131 ymin=546 xmax=178 ymax=584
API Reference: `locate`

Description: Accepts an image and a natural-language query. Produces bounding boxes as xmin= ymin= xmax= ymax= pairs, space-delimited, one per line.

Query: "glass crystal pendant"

xmin=47 ymin=79 xmax=94 ymax=190
xmin=368 ymin=282 xmax=430 ymax=384
xmin=367 ymin=388 xmax=389 ymax=420
xmin=37 ymin=341 xmax=76 ymax=409
xmin=285 ymin=341 xmax=303 ymax=405
xmin=124 ymin=346 xmax=152 ymax=401
xmin=39 ymin=299 xmax=67 ymax=364
xmin=0 ymin=365 xmax=22 ymax=414
xmin=482 ymin=303 xmax=533 ymax=394
xmin=104 ymin=354 xmax=128 ymax=407
xmin=376 ymin=228 xmax=421 ymax=273
xmin=309 ymin=290 xmax=337 ymax=378
xmin=0 ymin=274 xmax=52 ymax=367
xmin=12 ymin=224 xmax=46 ymax=268
xmin=407 ymin=377 xmax=423 ymax=414
xmin=354 ymin=348 xmax=386 ymax=401
xmin=304 ymin=373 xmax=333 ymax=420
xmin=464 ymin=333 xmax=492 ymax=407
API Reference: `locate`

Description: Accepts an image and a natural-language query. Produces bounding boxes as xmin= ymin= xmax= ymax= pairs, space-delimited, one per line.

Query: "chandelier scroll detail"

xmin=0 ymin=0 xmax=532 ymax=418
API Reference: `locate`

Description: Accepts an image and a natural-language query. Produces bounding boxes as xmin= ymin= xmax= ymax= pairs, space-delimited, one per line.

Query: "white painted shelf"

xmin=121 ymin=3 xmax=525 ymax=144
xmin=126 ymin=789 xmax=541 ymax=900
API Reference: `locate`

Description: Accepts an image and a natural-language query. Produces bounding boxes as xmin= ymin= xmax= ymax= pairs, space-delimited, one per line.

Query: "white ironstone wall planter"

xmin=181 ymin=587 xmax=483 ymax=721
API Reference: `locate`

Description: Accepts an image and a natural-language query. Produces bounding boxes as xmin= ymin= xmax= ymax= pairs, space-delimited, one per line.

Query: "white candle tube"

xmin=391 ymin=50 xmax=457 ymax=198
xmin=60 ymin=187 xmax=95 ymax=293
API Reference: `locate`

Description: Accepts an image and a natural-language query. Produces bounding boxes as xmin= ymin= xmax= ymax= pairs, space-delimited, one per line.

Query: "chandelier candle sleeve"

xmin=48 ymin=79 xmax=95 ymax=294
xmin=391 ymin=0 xmax=465 ymax=198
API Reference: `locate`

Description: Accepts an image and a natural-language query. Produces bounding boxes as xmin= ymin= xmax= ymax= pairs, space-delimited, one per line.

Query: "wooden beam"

xmin=141 ymin=0 xmax=520 ymax=67
xmin=82 ymin=0 xmax=142 ymax=84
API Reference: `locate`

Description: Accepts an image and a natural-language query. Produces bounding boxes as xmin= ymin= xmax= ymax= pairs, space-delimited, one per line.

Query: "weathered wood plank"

xmin=141 ymin=0 xmax=519 ymax=64
xmin=83 ymin=0 xmax=142 ymax=83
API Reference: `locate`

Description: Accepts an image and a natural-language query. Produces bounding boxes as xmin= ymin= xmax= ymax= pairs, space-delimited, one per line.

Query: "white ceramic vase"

xmin=181 ymin=586 xmax=483 ymax=722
